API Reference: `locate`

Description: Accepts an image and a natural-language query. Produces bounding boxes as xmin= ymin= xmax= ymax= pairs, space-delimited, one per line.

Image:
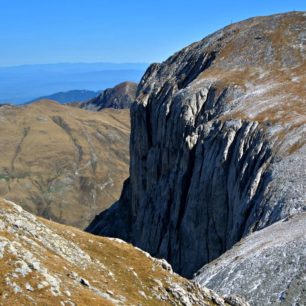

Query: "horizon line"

xmin=0 ymin=61 xmax=151 ymax=69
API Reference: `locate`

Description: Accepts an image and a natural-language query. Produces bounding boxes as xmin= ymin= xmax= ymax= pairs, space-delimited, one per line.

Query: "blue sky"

xmin=0 ymin=0 xmax=305 ymax=66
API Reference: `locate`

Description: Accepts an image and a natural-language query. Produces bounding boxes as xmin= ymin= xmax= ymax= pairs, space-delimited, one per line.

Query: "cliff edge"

xmin=87 ymin=12 xmax=306 ymax=303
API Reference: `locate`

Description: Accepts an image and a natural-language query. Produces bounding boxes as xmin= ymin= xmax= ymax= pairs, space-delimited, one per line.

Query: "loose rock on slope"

xmin=0 ymin=198 xmax=248 ymax=306
xmin=87 ymin=11 xmax=306 ymax=303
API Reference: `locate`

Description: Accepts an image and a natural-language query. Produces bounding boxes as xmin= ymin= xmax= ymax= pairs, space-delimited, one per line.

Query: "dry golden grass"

xmin=0 ymin=198 xmax=219 ymax=306
xmin=0 ymin=100 xmax=130 ymax=228
xmin=196 ymin=13 xmax=306 ymax=141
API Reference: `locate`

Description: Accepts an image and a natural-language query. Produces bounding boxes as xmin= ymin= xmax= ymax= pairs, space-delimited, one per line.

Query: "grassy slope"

xmin=0 ymin=100 xmax=130 ymax=228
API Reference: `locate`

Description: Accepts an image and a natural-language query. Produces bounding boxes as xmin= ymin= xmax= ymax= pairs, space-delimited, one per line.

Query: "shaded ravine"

xmin=52 ymin=116 xmax=84 ymax=170
xmin=10 ymin=126 xmax=30 ymax=174
xmin=87 ymin=112 xmax=274 ymax=277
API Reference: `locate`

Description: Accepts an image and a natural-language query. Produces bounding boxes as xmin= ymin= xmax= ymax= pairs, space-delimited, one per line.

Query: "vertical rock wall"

xmin=87 ymin=12 xmax=306 ymax=278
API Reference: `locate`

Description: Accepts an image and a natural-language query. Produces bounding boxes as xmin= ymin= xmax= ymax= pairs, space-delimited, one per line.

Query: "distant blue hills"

xmin=0 ymin=62 xmax=148 ymax=104
xmin=28 ymin=89 xmax=100 ymax=104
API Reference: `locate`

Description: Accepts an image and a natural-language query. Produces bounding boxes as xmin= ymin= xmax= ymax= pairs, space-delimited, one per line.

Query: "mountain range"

xmin=28 ymin=89 xmax=100 ymax=104
xmin=0 ymin=62 xmax=147 ymax=104
xmin=0 ymin=11 xmax=305 ymax=306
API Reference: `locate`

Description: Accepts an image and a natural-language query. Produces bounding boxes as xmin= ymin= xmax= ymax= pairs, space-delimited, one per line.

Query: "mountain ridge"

xmin=80 ymin=82 xmax=137 ymax=111
xmin=27 ymin=90 xmax=100 ymax=104
xmin=86 ymin=11 xmax=306 ymax=304
xmin=0 ymin=63 xmax=148 ymax=104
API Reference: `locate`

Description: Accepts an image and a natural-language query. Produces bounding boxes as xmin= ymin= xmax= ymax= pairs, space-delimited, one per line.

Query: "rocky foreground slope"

xmin=87 ymin=11 xmax=306 ymax=303
xmin=0 ymin=100 xmax=130 ymax=228
xmin=0 ymin=198 xmax=249 ymax=306
xmin=80 ymin=82 xmax=137 ymax=111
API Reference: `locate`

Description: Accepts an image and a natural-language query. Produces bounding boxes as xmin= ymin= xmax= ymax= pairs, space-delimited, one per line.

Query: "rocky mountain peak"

xmin=138 ymin=11 xmax=305 ymax=127
xmin=81 ymin=81 xmax=137 ymax=111
xmin=87 ymin=12 xmax=305 ymax=304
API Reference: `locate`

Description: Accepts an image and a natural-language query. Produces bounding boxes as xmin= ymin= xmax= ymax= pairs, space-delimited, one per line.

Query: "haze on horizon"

xmin=1 ymin=0 xmax=305 ymax=67
xmin=1 ymin=1 xmax=305 ymax=104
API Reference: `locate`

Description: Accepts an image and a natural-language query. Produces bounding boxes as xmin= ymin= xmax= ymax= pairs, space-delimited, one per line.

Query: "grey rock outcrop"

xmin=80 ymin=81 xmax=137 ymax=111
xmin=87 ymin=11 xmax=306 ymax=295
xmin=194 ymin=213 xmax=306 ymax=305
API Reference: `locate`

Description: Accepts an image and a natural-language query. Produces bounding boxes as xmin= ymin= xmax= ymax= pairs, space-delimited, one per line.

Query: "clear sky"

xmin=0 ymin=0 xmax=305 ymax=67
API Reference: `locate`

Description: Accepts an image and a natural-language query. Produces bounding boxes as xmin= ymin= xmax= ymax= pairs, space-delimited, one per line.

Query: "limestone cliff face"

xmin=87 ymin=11 xmax=306 ymax=282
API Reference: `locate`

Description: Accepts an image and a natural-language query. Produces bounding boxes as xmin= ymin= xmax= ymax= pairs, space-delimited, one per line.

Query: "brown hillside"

xmin=0 ymin=100 xmax=130 ymax=228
